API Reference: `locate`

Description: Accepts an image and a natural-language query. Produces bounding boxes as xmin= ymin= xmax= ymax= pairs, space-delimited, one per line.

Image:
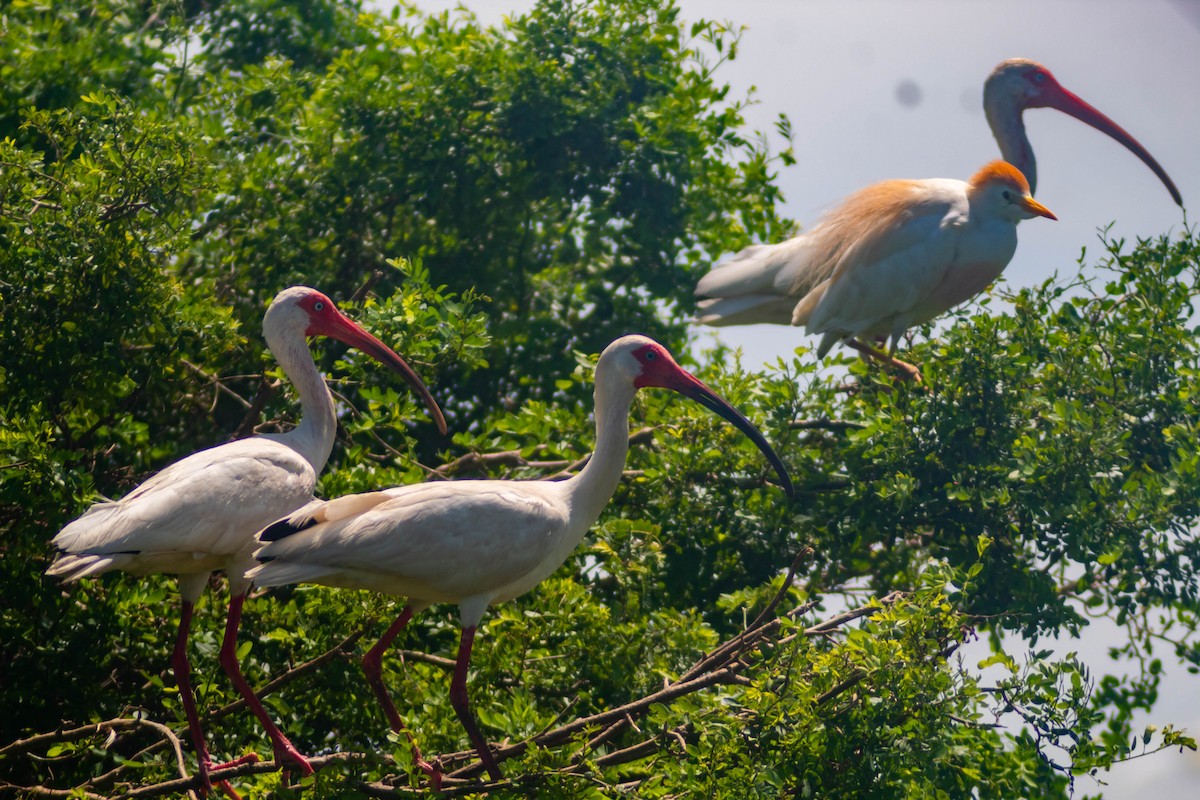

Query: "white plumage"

xmin=248 ymin=334 xmax=794 ymax=785
xmin=697 ymin=161 xmax=1056 ymax=375
xmin=47 ymin=286 xmax=446 ymax=793
xmin=51 ymin=438 xmax=314 ymax=580
xmin=255 ymin=485 xmax=568 ymax=606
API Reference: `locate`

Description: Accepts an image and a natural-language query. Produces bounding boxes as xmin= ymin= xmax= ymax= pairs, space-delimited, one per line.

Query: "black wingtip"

xmin=259 ymin=515 xmax=317 ymax=543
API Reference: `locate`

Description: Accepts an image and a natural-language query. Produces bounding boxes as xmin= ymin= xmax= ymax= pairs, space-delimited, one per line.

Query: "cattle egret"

xmin=696 ymin=161 xmax=1055 ymax=379
xmin=47 ymin=286 xmax=447 ymax=794
xmin=247 ymin=334 xmax=793 ymax=784
xmin=696 ymin=59 xmax=1181 ymax=373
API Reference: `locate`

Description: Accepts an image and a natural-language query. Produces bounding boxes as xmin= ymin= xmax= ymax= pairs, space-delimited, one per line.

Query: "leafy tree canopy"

xmin=1 ymin=0 xmax=1196 ymax=797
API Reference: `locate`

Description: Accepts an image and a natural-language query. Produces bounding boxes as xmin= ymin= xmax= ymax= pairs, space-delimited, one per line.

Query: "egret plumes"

xmin=695 ymin=59 xmax=1181 ymax=377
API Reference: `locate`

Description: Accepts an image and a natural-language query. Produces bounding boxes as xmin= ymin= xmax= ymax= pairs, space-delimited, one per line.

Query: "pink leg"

xmin=173 ymin=601 xmax=255 ymax=798
xmin=172 ymin=601 xmax=217 ymax=795
xmin=215 ymin=780 xmax=247 ymax=800
xmin=449 ymin=626 xmax=502 ymax=781
xmin=362 ymin=606 xmax=441 ymax=788
xmin=218 ymin=592 xmax=313 ymax=780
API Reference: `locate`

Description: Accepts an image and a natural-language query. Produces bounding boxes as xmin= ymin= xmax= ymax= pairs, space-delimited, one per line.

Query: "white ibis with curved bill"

xmin=246 ymin=334 xmax=793 ymax=784
xmin=984 ymin=58 xmax=1182 ymax=206
xmin=695 ymin=59 xmax=1180 ymax=372
xmin=47 ymin=286 xmax=447 ymax=795
xmin=696 ymin=161 xmax=1056 ymax=379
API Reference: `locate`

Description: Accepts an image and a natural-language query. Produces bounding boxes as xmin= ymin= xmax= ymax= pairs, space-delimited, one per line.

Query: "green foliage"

xmin=180 ymin=0 xmax=794 ymax=413
xmin=0 ymin=0 xmax=171 ymax=145
xmin=1 ymin=0 xmax=1198 ymax=797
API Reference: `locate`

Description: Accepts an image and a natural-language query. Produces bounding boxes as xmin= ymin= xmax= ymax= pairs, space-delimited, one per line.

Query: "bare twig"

xmin=2 ymin=719 xmax=149 ymax=758
xmin=81 ymin=720 xmax=192 ymax=795
xmin=99 ymin=201 xmax=151 ymax=223
xmin=204 ymin=626 xmax=368 ymax=723
xmin=4 ymin=586 xmax=928 ymax=798
xmin=0 ymin=783 xmax=111 ymax=799
xmin=788 ymin=418 xmax=866 ymax=432
xmin=119 ymin=751 xmax=379 ymax=799
xmin=394 ymin=649 xmax=457 ymax=670
xmin=231 ymin=378 xmax=279 ymax=441
xmin=178 ymin=359 xmax=253 ymax=412
xmin=350 ymin=270 xmax=385 ymax=305
xmin=680 ymin=549 xmax=816 ymax=684
xmin=15 ymin=626 xmax=374 ymax=793
xmin=433 ymin=428 xmax=657 ymax=480
xmin=5 ymin=751 xmax=382 ymax=799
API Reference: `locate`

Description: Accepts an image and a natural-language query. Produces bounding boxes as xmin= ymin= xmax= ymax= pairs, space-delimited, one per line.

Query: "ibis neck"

xmin=985 ymin=95 xmax=1037 ymax=195
xmin=564 ymin=368 xmax=638 ymax=531
xmin=265 ymin=331 xmax=337 ymax=474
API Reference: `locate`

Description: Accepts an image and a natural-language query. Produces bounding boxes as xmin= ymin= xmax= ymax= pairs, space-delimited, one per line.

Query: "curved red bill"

xmin=1040 ymin=83 xmax=1183 ymax=207
xmin=322 ymin=311 xmax=448 ymax=435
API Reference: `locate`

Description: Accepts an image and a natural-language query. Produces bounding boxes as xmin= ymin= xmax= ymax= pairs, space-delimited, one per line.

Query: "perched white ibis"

xmin=246 ymin=334 xmax=793 ymax=784
xmin=47 ymin=286 xmax=447 ymax=795
xmin=984 ymin=58 xmax=1182 ymax=206
xmin=695 ymin=59 xmax=1181 ymax=369
xmin=698 ymin=161 xmax=1055 ymax=379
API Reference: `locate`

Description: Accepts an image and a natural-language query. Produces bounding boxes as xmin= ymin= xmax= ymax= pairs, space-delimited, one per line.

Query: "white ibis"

xmin=46 ymin=286 xmax=447 ymax=795
xmin=695 ymin=59 xmax=1181 ymax=368
xmin=985 ymin=58 xmax=1182 ymax=206
xmin=246 ymin=334 xmax=793 ymax=784
xmin=698 ymin=161 xmax=1055 ymax=379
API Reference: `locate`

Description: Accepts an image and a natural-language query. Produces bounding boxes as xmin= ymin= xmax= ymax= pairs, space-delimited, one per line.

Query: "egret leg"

xmin=218 ymin=592 xmax=313 ymax=781
xmin=362 ymin=605 xmax=442 ymax=788
xmin=846 ymin=338 xmax=924 ymax=383
xmin=449 ymin=626 xmax=502 ymax=781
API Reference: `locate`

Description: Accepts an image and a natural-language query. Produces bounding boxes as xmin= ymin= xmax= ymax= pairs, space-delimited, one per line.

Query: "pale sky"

xmin=405 ymin=1 xmax=1200 ymax=794
xmin=679 ymin=0 xmax=1198 ymax=369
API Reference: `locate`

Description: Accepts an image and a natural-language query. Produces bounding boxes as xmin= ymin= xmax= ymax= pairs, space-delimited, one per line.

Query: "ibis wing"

xmin=250 ymin=481 xmax=570 ymax=602
xmin=258 ymin=491 xmax=395 ymax=542
xmin=52 ymin=437 xmax=316 ymax=565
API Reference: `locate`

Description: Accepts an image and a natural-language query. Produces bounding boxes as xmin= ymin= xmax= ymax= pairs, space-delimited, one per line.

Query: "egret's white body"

xmin=47 ymin=286 xmax=446 ymax=795
xmin=248 ymin=334 xmax=794 ymax=784
xmin=698 ymin=161 xmax=1056 ymax=364
xmin=695 ymin=59 xmax=1180 ymax=366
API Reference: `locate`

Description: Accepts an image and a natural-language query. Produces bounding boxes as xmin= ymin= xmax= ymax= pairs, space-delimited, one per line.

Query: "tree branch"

xmin=203 ymin=626 xmax=368 ymax=723
xmin=231 ymin=377 xmax=279 ymax=441
xmin=788 ymin=418 xmax=866 ymax=432
xmin=432 ymin=427 xmax=656 ymax=479
xmin=2 ymin=585 xmax=920 ymax=798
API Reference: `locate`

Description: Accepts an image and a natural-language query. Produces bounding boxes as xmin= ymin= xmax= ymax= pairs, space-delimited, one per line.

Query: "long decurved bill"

xmin=667 ymin=371 xmax=795 ymax=497
xmin=1039 ymin=82 xmax=1183 ymax=207
xmin=321 ymin=311 xmax=449 ymax=435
